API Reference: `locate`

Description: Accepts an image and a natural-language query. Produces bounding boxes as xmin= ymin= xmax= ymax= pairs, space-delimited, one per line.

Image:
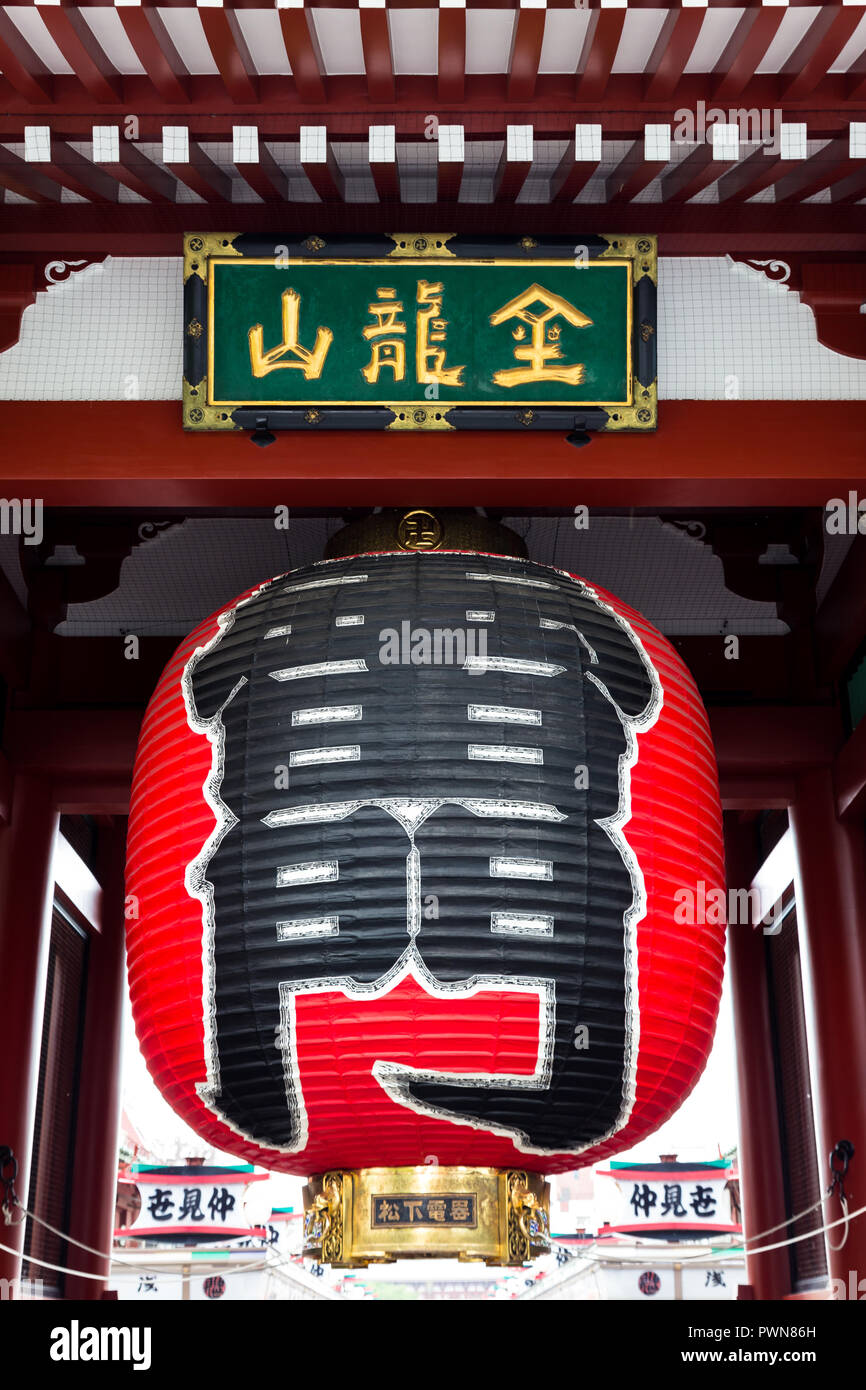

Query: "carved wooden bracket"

xmin=0 ymin=255 xmax=108 ymax=353
xmin=728 ymin=255 xmax=866 ymax=361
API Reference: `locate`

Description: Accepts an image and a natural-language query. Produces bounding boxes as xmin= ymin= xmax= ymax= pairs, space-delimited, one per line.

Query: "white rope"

xmin=2 ymin=1197 xmax=309 ymax=1283
xmin=17 ymin=1200 xmax=295 ymax=1266
xmin=739 ymin=1197 xmax=824 ymax=1246
xmin=661 ymin=1196 xmax=866 ymax=1264
xmin=0 ymin=1235 xmax=107 ymax=1282
xmin=0 ymin=1232 xmax=310 ymax=1285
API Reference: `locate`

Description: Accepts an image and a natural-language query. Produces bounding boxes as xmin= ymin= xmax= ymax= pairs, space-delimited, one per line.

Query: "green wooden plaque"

xmin=183 ymin=233 xmax=657 ymax=434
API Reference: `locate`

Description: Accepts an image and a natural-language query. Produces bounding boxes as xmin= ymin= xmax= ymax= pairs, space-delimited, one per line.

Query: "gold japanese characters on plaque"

xmin=183 ymin=233 xmax=657 ymax=433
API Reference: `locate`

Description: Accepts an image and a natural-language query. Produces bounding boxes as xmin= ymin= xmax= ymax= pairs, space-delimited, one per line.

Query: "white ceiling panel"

xmin=310 ymin=7 xmax=364 ymax=75
xmin=538 ymin=8 xmax=593 ymax=75
xmin=611 ymin=8 xmax=668 ymax=74
xmin=684 ymin=7 xmax=744 ymax=74
xmin=3 ymin=7 xmax=74 ymax=75
xmin=79 ymin=8 xmax=144 ymax=76
xmin=234 ymin=9 xmax=292 ymax=76
xmin=465 ymin=8 xmax=516 ymax=74
xmin=156 ymin=7 xmax=219 ymax=76
xmin=388 ymin=8 xmax=437 ymax=76
xmin=757 ymin=6 xmax=820 ymax=74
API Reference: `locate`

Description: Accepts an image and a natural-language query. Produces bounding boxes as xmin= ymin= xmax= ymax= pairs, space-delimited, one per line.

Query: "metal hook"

xmin=828 ymin=1139 xmax=855 ymax=1199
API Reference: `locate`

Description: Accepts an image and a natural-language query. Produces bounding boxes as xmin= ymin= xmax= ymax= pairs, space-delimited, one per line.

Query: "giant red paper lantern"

xmin=126 ymin=547 xmax=725 ymax=1178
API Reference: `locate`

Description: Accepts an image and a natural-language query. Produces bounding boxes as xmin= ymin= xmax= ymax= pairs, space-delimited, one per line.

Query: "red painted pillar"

xmin=64 ymin=824 xmax=127 ymax=1300
xmin=725 ymin=816 xmax=792 ymax=1300
xmin=789 ymin=769 xmax=866 ymax=1289
xmin=0 ymin=775 xmax=58 ymax=1291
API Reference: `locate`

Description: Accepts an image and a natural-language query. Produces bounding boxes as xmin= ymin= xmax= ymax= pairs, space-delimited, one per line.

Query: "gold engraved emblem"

xmin=397 ymin=509 xmax=444 ymax=551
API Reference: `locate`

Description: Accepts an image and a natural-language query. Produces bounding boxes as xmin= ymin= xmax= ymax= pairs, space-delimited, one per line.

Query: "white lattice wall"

xmin=0 ymin=255 xmax=864 ymax=401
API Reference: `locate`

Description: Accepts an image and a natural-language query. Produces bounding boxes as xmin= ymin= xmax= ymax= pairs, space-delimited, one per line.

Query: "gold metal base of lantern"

xmin=324 ymin=509 xmax=528 ymax=560
xmin=302 ymin=1167 xmax=550 ymax=1268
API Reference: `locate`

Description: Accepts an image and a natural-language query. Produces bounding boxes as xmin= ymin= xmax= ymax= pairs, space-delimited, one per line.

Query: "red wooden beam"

xmin=781 ymin=6 xmax=864 ymax=103
xmin=549 ymin=131 xmax=600 ymax=202
xmin=101 ymin=142 xmax=177 ymax=204
xmin=772 ymin=138 xmax=861 ymax=203
xmin=1 ymin=200 xmax=863 ymax=255
xmin=29 ymin=140 xmax=120 ymax=204
xmin=0 ymin=263 xmax=36 ymax=354
xmin=660 ymin=143 xmax=718 ymax=203
xmin=605 ymin=136 xmax=667 ymax=204
xmin=300 ymin=129 xmax=345 ymax=202
xmin=37 ymin=7 xmax=122 ymax=105
xmin=0 ymin=103 xmax=856 ymax=151
xmin=575 ymin=9 xmax=625 ymax=104
xmin=437 ymin=127 xmax=464 ymax=201
xmin=644 ymin=8 xmax=706 ymax=103
xmin=0 ymin=401 xmax=863 ymax=511
xmin=712 ymin=706 xmax=840 ymax=777
xmin=369 ymin=128 xmax=400 ymax=202
xmin=166 ymin=140 xmax=232 ymax=203
xmin=712 ymin=7 xmax=786 ymax=103
xmin=371 ymin=160 xmax=400 ymax=202
xmin=716 ymin=145 xmax=787 ymax=204
xmin=507 ymin=7 xmax=546 ymax=104
xmin=0 ymin=10 xmax=53 ymax=105
xmin=198 ymin=7 xmax=259 ymax=105
xmin=0 ymin=146 xmax=62 ymax=204
xmin=849 ymin=46 xmax=866 ymax=105
xmin=799 ymin=261 xmax=866 ymax=357
xmin=725 ymin=820 xmax=795 ymax=1302
xmin=4 ymin=710 xmax=141 ymax=780
xmin=817 ymin=538 xmax=866 ymax=685
xmin=835 ymin=718 xmax=866 ymax=823
xmin=490 ymin=129 xmax=533 ymax=202
xmin=438 ymin=7 xmax=466 ymax=104
xmin=117 ymin=7 xmax=190 ymax=106
xmin=235 ymin=144 xmax=287 ymax=203
xmin=827 ymin=163 xmax=866 ymax=206
xmin=277 ymin=8 xmax=326 ymax=103
xmin=359 ymin=8 xmax=395 ymax=104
